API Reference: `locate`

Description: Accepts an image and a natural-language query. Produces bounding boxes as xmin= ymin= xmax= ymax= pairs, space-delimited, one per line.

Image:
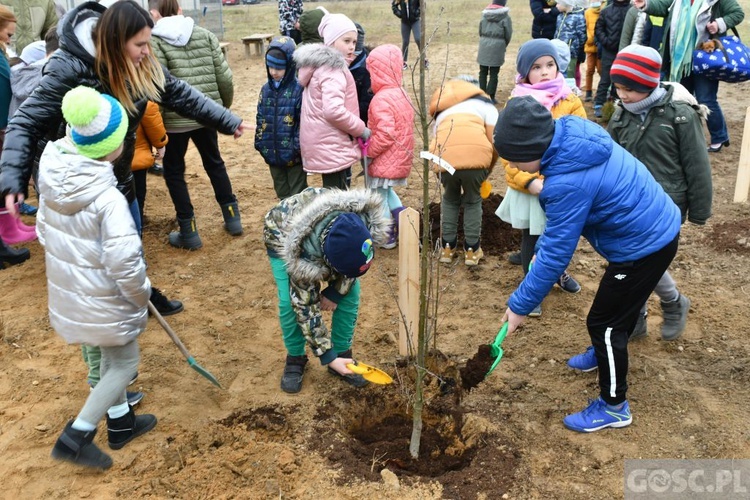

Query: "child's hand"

xmin=154 ymin=147 xmax=165 ymax=160
xmin=320 ymin=296 xmax=338 ymax=311
xmin=501 ymin=307 xmax=526 ymax=334
xmin=329 ymin=356 xmax=355 ymax=375
xmin=528 ymin=178 xmax=544 ymax=195
xmin=360 ymin=127 xmax=371 ymax=141
xmin=233 ymin=121 xmax=255 ymax=139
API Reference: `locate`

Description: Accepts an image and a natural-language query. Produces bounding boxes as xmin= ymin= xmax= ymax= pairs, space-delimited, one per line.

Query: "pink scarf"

xmin=511 ymin=74 xmax=571 ymax=110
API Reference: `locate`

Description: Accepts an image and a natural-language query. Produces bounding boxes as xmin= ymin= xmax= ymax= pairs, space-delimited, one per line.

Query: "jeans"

xmin=400 ymin=19 xmax=422 ymax=63
xmin=681 ymin=72 xmax=728 ymax=144
xmin=479 ymin=65 xmax=500 ymax=101
xmin=163 ymin=127 xmax=236 ymax=220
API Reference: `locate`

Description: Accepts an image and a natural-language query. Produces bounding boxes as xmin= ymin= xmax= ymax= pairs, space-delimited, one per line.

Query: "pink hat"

xmin=318 ymin=13 xmax=357 ymax=46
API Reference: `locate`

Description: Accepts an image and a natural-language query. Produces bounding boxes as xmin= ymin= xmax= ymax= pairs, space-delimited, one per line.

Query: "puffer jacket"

xmin=555 ymin=8 xmax=587 ymax=59
xmin=584 ymin=3 xmax=604 ymax=53
xmin=0 ymin=2 xmax=242 ymax=203
xmin=595 ymin=0 xmax=631 ymax=53
xmin=255 ymin=36 xmax=303 ymax=168
xmin=531 ymin=0 xmax=560 ymax=39
xmin=37 ymin=137 xmax=150 ymax=346
xmin=608 ymin=84 xmax=712 ymax=225
xmin=508 ymin=116 xmax=681 ymax=315
xmin=428 ymin=79 xmax=497 ymax=172
xmin=0 ymin=0 xmax=58 ymax=53
xmin=263 ymin=188 xmax=390 ymax=364
xmin=349 ymin=48 xmax=373 ymax=125
xmin=477 ymin=5 xmax=513 ymax=68
xmin=294 ymin=43 xmax=365 ymax=174
xmin=365 ymin=44 xmax=414 ymax=181
xmin=151 ymin=15 xmax=234 ymax=132
xmin=392 ymin=0 xmax=420 ymax=23
xmin=503 ymin=92 xmax=587 ymax=193
xmin=133 ymin=102 xmax=168 ymax=171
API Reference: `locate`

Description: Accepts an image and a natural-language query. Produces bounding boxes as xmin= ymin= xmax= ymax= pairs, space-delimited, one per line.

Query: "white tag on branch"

xmin=419 ymin=151 xmax=456 ymax=175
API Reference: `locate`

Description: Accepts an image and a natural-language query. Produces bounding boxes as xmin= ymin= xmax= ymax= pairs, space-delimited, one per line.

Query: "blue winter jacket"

xmin=255 ymin=37 xmax=304 ymax=167
xmin=508 ymin=116 xmax=681 ymax=316
xmin=555 ymin=9 xmax=587 ymax=60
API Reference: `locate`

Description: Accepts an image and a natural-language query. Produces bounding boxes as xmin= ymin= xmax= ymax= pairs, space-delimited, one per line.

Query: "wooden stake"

xmin=398 ymin=208 xmax=420 ymax=357
xmin=734 ymin=106 xmax=750 ymax=203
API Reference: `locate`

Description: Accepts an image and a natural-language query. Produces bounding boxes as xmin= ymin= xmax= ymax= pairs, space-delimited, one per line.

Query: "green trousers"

xmin=440 ymin=169 xmax=488 ymax=248
xmin=81 ymin=345 xmax=102 ymax=387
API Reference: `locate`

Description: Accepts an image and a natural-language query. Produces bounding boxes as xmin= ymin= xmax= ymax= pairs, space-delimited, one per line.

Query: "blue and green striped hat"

xmin=61 ymin=86 xmax=128 ymax=160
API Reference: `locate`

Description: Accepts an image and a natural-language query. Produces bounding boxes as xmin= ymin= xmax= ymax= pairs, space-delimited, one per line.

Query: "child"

xmin=593 ymin=0 xmax=630 ymax=118
xmin=349 ymin=22 xmax=373 ymax=126
xmin=364 ymin=44 xmax=414 ymax=248
xmin=429 ymin=75 xmax=498 ymax=266
xmin=132 ymin=101 xmax=168 ymax=223
xmin=494 ymin=95 xmax=681 ymax=432
xmin=606 ymin=44 xmax=711 ymax=341
xmin=551 ymin=38 xmax=581 ymax=94
xmin=554 ymin=0 xmax=586 ymax=86
xmin=264 ymin=188 xmax=390 ymax=393
xmin=40 ymin=86 xmax=156 ymax=469
xmin=477 ymin=1 xmax=513 ymax=103
xmin=293 ymin=13 xmax=370 ymax=190
xmin=582 ymin=0 xmax=604 ymax=102
xmin=495 ymin=39 xmax=584 ymax=316
xmin=255 ymin=36 xmax=306 ymax=200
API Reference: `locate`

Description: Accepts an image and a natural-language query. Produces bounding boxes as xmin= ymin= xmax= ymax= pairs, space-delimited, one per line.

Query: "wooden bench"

xmin=219 ymin=42 xmax=230 ymax=57
xmin=241 ymin=34 xmax=274 ymax=58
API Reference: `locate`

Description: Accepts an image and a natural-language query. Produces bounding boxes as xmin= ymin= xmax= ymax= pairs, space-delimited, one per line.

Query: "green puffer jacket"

xmin=0 ymin=0 xmax=58 ymax=53
xmin=151 ymin=15 xmax=233 ymax=131
xmin=608 ymin=83 xmax=712 ymax=225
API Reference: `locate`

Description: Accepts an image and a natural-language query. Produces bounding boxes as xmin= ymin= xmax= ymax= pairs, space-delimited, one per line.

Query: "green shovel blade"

xmin=187 ymin=356 xmax=223 ymax=388
xmin=486 ymin=322 xmax=509 ymax=377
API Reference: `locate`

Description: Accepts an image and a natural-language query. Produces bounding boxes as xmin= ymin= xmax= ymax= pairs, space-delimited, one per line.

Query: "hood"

xmin=293 ymin=43 xmax=347 ymax=88
xmin=541 ymin=116 xmax=613 ymax=177
xmin=39 ymin=138 xmax=119 ymax=216
xmin=152 ymin=15 xmax=195 ymax=47
xmin=482 ymin=6 xmax=510 ymax=20
xmin=10 ymin=60 xmax=45 ymax=102
xmin=661 ymin=82 xmax=710 ymax=120
xmin=367 ymin=44 xmax=403 ymax=93
xmin=58 ymin=1 xmax=105 ymax=64
xmin=299 ymin=7 xmax=328 ymax=45
xmin=281 ymin=189 xmax=390 ymax=284
xmin=429 ymin=79 xmax=488 ymax=116
xmin=265 ymin=36 xmax=298 ymax=87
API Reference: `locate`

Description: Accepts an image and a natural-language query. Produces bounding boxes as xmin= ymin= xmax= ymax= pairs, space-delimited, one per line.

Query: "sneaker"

xmin=127 ymin=391 xmax=144 ymax=407
xmin=557 ymin=271 xmax=581 ymax=294
xmin=379 ymin=227 xmax=397 ymax=249
xmin=567 ymin=346 xmax=597 ymax=372
xmin=148 ymin=163 xmax=164 ymax=176
xmin=327 ymin=366 xmax=369 ymax=388
xmin=629 ymin=313 xmax=648 ymax=340
xmin=149 ymin=287 xmax=184 ymax=316
xmin=280 ymin=355 xmax=308 ymax=394
xmin=402 ymin=62 xmax=408 ymax=70
xmin=528 ymin=304 xmax=542 ymax=317
xmin=563 ymin=397 xmax=632 ymax=432
xmin=660 ymin=294 xmax=690 ymax=341
xmin=465 ymin=247 xmax=484 ymax=266
xmin=439 ymin=243 xmax=456 ymax=264
xmin=129 ymin=372 xmax=138 ymax=385
xmin=594 ymin=105 xmax=603 ymax=118
xmin=508 ymin=251 xmax=522 ymax=266
xmin=19 ymin=202 xmax=38 ymax=216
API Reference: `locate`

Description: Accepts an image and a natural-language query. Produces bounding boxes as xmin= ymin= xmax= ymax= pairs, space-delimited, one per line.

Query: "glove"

xmin=360 ymin=127 xmax=371 ymax=141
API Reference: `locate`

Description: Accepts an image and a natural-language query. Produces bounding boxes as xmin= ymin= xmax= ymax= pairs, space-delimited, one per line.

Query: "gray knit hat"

xmin=516 ymin=39 xmax=560 ymax=80
xmin=494 ymin=96 xmax=555 ymax=162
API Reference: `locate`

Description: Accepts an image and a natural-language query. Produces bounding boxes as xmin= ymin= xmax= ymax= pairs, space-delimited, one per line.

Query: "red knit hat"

xmin=610 ymin=45 xmax=662 ymax=93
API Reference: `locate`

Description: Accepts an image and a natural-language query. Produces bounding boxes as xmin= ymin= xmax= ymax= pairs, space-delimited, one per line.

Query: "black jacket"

xmin=0 ymin=2 xmax=241 ymax=203
xmin=392 ymin=0 xmax=420 ymax=24
xmin=595 ymin=0 xmax=631 ymax=53
xmin=530 ymin=0 xmax=560 ymax=39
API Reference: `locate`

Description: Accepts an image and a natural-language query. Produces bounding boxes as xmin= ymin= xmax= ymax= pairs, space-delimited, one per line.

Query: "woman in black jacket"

xmin=392 ymin=0 xmax=425 ymax=68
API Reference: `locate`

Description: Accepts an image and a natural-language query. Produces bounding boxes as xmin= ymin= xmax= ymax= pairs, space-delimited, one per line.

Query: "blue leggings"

xmin=376 ymin=187 xmax=402 ymax=218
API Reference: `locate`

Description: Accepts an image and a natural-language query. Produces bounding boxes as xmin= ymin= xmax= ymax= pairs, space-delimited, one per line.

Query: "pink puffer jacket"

xmin=365 ymin=44 xmax=414 ymax=180
xmin=294 ymin=43 xmax=365 ymax=174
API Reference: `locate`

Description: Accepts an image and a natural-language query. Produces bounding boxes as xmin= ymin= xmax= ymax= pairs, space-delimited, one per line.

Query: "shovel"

xmin=346 ymin=360 xmax=393 ymax=385
xmin=148 ymin=301 xmax=222 ymax=388
xmin=486 ymin=322 xmax=509 ymax=377
xmin=357 ymin=138 xmax=370 ymax=186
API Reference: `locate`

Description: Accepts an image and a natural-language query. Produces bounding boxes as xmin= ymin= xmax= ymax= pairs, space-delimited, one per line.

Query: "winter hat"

xmin=453 ymin=74 xmax=481 ymax=87
xmin=354 ymin=22 xmax=366 ymax=54
xmin=550 ymin=39 xmax=571 ymax=73
xmin=323 ymin=212 xmax=375 ymax=278
xmin=610 ymin=44 xmax=662 ymax=93
xmin=494 ymin=95 xmax=555 ymax=162
xmin=266 ymin=46 xmax=288 ymax=70
xmin=61 ymin=86 xmax=128 ymax=160
xmin=318 ymin=13 xmax=357 ymax=46
xmin=516 ymin=39 xmax=560 ymax=80
xmin=19 ymin=40 xmax=46 ymax=64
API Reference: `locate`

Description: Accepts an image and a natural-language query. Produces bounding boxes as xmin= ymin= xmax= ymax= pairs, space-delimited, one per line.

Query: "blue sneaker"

xmin=567 ymin=346 xmax=597 ymax=372
xmin=594 ymin=105 xmax=603 ymax=118
xmin=19 ymin=202 xmax=38 ymax=216
xmin=563 ymin=397 xmax=632 ymax=432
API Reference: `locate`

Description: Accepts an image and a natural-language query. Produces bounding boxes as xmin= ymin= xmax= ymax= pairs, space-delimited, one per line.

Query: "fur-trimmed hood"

xmin=264 ymin=188 xmax=391 ymax=284
xmin=293 ymin=43 xmax=348 ymax=88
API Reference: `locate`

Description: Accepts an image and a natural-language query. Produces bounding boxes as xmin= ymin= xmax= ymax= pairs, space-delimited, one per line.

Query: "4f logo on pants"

xmin=614 ymin=274 xmax=627 ymax=280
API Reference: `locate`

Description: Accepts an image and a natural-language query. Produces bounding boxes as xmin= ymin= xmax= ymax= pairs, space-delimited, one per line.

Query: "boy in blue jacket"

xmin=255 ymin=37 xmax=306 ymax=199
xmin=493 ymin=95 xmax=681 ymax=433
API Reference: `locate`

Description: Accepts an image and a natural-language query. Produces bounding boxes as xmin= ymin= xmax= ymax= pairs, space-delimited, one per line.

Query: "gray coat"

xmin=477 ymin=6 xmax=513 ymax=68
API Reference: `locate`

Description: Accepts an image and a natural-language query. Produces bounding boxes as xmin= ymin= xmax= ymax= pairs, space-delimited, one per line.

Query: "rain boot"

xmin=0 ymin=236 xmax=30 ymax=268
xmin=51 ymin=421 xmax=113 ymax=469
xmin=168 ymin=216 xmax=202 ymax=250
xmin=107 ymin=407 xmax=157 ymax=450
xmin=0 ymin=208 xmax=36 ymax=244
xmin=221 ymin=201 xmax=243 ymax=236
xmin=280 ymin=354 xmax=308 ymax=394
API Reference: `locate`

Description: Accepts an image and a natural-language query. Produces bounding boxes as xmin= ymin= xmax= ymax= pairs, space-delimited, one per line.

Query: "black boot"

xmin=168 ymin=216 xmax=202 ymax=250
xmin=107 ymin=407 xmax=157 ymax=450
xmin=51 ymin=421 xmax=113 ymax=469
xmin=327 ymin=349 xmax=369 ymax=388
xmin=0 ymin=236 xmax=30 ymax=268
xmin=280 ymin=355 xmax=307 ymax=394
xmin=150 ymin=287 xmax=184 ymax=316
xmin=220 ymin=201 xmax=243 ymax=236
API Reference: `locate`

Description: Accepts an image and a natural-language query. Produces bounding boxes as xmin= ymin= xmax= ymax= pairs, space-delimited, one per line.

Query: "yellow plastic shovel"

xmin=346 ymin=361 xmax=393 ymax=385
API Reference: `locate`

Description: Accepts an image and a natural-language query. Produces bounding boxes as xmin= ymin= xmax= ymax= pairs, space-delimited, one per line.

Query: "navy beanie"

xmin=323 ymin=213 xmax=375 ymax=278
xmin=494 ymin=96 xmax=556 ymax=162
xmin=516 ymin=39 xmax=560 ymax=80
xmin=266 ymin=47 xmax=287 ymax=70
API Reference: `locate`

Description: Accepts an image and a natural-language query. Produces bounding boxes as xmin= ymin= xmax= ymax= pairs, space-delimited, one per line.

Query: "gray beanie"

xmin=516 ymin=39 xmax=560 ymax=80
xmin=494 ymin=96 xmax=555 ymax=162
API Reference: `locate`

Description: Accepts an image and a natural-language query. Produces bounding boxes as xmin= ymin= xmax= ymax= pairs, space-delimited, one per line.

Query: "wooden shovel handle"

xmin=148 ymin=301 xmax=192 ymax=360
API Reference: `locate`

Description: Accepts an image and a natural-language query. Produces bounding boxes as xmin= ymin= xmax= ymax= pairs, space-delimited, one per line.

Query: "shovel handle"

xmin=148 ymin=301 xmax=192 ymax=361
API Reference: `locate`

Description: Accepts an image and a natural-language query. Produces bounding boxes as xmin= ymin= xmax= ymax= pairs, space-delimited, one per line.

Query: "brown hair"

xmin=93 ymin=0 xmax=164 ymax=113
xmin=152 ymin=0 xmax=180 ymax=17
xmin=0 ymin=6 xmax=17 ymax=55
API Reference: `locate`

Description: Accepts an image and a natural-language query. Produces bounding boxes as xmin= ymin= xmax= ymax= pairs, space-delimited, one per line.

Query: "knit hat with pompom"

xmin=61 ymin=86 xmax=128 ymax=160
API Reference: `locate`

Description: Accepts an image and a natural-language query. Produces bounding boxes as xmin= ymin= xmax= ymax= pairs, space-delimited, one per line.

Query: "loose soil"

xmin=1 ymin=30 xmax=750 ymax=500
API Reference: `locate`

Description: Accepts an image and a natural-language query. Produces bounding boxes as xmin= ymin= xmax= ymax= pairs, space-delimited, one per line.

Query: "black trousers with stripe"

xmin=587 ymin=234 xmax=679 ymax=405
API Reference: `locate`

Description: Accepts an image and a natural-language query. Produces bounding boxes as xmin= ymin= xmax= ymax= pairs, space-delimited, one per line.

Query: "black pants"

xmin=594 ymin=48 xmax=617 ymax=107
xmin=162 ymin=127 xmax=235 ymax=220
xmin=133 ymin=169 xmax=147 ymax=223
xmin=479 ymin=65 xmax=500 ymax=101
xmin=322 ymin=167 xmax=351 ymax=190
xmin=587 ymin=234 xmax=679 ymax=405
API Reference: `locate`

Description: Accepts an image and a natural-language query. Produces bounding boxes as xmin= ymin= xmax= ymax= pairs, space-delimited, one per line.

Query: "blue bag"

xmin=692 ymin=30 xmax=750 ymax=83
